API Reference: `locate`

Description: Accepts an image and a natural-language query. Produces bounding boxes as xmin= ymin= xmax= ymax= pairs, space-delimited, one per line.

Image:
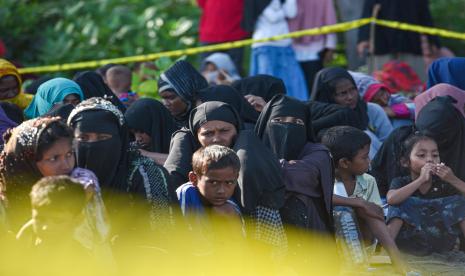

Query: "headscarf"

xmin=373 ymin=60 xmax=424 ymax=94
xmin=203 ymin=53 xmax=241 ymax=81
xmin=68 ymin=97 xmax=129 ymax=191
xmin=232 ymin=74 xmax=286 ymax=102
xmin=349 ymin=71 xmax=392 ymax=102
xmin=0 ymin=117 xmax=63 ymax=228
xmin=74 ymin=71 xmax=126 ymax=113
xmin=256 ymin=94 xmax=314 ymax=160
xmin=241 ymin=0 xmax=273 ymax=32
xmin=158 ymin=60 xmax=208 ymax=112
xmin=189 ymin=101 xmax=242 ymax=138
xmin=197 ymin=85 xmax=259 ymax=124
xmin=24 ymin=78 xmax=84 ymax=119
xmin=0 ymin=59 xmax=33 ymax=110
xmin=0 ymin=58 xmax=22 ymax=89
xmin=416 ymin=96 xmax=465 ymax=185
xmin=255 ymin=94 xmax=333 ymax=231
xmin=43 ymin=103 xmax=75 ymax=121
xmin=312 ymin=67 xmax=369 ymax=130
xmin=427 ymin=57 xmax=465 ymax=90
xmin=0 ymin=102 xmax=23 ymax=124
xmin=415 ymin=83 xmax=465 ymax=120
xmin=125 ymin=98 xmax=177 ymax=154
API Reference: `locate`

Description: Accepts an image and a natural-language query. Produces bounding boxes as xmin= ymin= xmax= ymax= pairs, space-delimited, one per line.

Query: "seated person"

xmin=201 ymin=52 xmax=241 ymax=85
xmin=386 ymin=133 xmax=465 ymax=255
xmin=176 ymin=145 xmax=243 ymax=233
xmin=350 ymin=71 xmax=414 ymax=128
xmin=106 ymin=65 xmax=139 ymax=107
xmin=321 ymin=126 xmax=407 ymax=274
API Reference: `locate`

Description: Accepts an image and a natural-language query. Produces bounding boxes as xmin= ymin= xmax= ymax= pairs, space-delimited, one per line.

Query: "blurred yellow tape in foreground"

xmin=17 ymin=17 xmax=465 ymax=74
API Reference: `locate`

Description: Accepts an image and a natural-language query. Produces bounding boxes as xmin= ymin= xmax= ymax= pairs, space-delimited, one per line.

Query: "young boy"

xmin=176 ymin=145 xmax=243 ymax=231
xmin=106 ymin=65 xmax=139 ymax=107
xmin=321 ymin=126 xmax=408 ymax=274
xmin=16 ymin=176 xmax=87 ymax=249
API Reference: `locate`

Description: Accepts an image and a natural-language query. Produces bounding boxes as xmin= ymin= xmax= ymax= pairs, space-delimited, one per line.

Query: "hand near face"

xmin=434 ymin=163 xmax=458 ymax=184
xmin=244 ymin=95 xmax=266 ymax=112
xmin=419 ymin=163 xmax=435 ymax=182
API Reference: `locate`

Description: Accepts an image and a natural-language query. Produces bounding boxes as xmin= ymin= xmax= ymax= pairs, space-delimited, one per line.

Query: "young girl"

xmin=0 ymin=117 xmax=109 ymax=246
xmin=386 ymin=133 xmax=465 ymax=255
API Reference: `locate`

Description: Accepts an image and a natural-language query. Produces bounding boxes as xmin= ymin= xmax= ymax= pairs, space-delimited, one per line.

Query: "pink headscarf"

xmin=415 ymin=83 xmax=465 ymax=120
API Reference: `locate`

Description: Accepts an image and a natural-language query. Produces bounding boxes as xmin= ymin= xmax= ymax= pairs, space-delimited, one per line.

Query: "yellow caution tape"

xmin=16 ymin=17 xmax=465 ymax=74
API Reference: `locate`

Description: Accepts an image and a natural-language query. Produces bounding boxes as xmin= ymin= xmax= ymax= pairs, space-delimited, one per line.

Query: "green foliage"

xmin=1 ymin=0 xmax=200 ymax=66
xmin=430 ymin=0 xmax=465 ymax=56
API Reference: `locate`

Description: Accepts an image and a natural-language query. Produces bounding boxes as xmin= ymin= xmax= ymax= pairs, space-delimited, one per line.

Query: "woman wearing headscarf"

xmin=232 ymin=74 xmax=286 ymax=112
xmin=0 ymin=117 xmax=109 ymax=244
xmin=74 ymin=71 xmax=126 ymax=113
xmin=197 ymin=85 xmax=259 ymax=127
xmin=255 ymin=94 xmax=334 ymax=234
xmin=158 ymin=60 xmax=208 ymax=128
xmin=67 ymin=98 xmax=172 ymax=234
xmin=201 ymin=52 xmax=241 ymax=85
xmin=24 ymin=78 xmax=84 ymax=119
xmin=243 ymin=0 xmax=308 ymax=101
xmin=427 ymin=57 xmax=465 ymax=90
xmin=124 ymin=98 xmax=177 ymax=165
xmin=415 ymin=83 xmax=465 ymax=120
xmin=312 ymin=67 xmax=393 ymax=159
xmin=0 ymin=59 xmax=32 ymax=110
xmin=165 ymin=101 xmax=287 ymax=248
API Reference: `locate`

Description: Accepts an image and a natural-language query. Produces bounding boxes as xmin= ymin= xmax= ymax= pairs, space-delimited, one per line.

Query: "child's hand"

xmin=434 ymin=163 xmax=458 ymax=184
xmin=419 ymin=163 xmax=435 ymax=182
xmin=355 ymin=199 xmax=385 ymax=221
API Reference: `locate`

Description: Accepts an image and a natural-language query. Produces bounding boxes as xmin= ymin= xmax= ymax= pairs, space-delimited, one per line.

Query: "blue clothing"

xmin=427 ymin=57 xmax=465 ymax=90
xmin=24 ymin=78 xmax=83 ymax=119
xmin=366 ymin=102 xmax=393 ymax=159
xmin=250 ymin=46 xmax=308 ymax=101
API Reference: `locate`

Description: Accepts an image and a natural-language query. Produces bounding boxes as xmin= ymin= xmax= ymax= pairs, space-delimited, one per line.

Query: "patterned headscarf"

xmin=67 ymin=97 xmax=124 ymax=127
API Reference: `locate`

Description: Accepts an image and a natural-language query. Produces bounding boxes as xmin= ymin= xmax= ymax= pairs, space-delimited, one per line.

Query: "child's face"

xmin=132 ymin=130 xmax=152 ymax=150
xmin=32 ymin=208 xmax=80 ymax=241
xmin=333 ymin=79 xmax=359 ymax=109
xmin=371 ymin=89 xmax=390 ymax=106
xmin=407 ymin=139 xmax=440 ymax=176
xmin=36 ymin=138 xmax=75 ymax=177
xmin=344 ymin=144 xmax=370 ymax=175
xmin=193 ymin=167 xmax=238 ymax=206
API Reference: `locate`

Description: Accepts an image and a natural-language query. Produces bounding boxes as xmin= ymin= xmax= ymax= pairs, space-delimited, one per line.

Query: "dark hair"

xmin=95 ymin=63 xmax=117 ymax=79
xmin=30 ymin=175 xmax=86 ymax=216
xmin=36 ymin=120 xmax=73 ymax=161
xmin=321 ymin=126 xmax=371 ymax=165
xmin=192 ymin=145 xmax=240 ymax=176
xmin=401 ymin=132 xmax=437 ymax=162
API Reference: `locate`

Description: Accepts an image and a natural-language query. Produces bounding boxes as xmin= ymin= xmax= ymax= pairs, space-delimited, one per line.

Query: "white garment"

xmin=293 ymin=34 xmax=337 ymax=61
xmin=252 ymin=0 xmax=297 ymax=48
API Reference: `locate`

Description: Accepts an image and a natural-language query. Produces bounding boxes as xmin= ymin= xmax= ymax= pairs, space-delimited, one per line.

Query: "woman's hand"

xmin=244 ymin=95 xmax=266 ymax=112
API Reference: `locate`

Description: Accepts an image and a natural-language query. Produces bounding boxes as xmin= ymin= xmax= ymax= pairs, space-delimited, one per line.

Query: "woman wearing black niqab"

xmin=255 ymin=94 xmax=335 ymax=234
xmin=67 ymin=97 xmax=172 ymax=231
xmin=74 ymin=71 xmax=126 ymax=113
xmin=125 ymin=98 xmax=176 ymax=165
xmin=232 ymin=74 xmax=286 ymax=102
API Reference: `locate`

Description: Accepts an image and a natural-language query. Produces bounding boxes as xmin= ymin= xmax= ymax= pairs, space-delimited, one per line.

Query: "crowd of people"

xmin=0 ymin=0 xmax=464 ymax=275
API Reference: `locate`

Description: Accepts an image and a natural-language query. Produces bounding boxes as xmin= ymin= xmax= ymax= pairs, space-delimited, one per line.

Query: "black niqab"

xmin=311 ymin=67 xmax=369 ymax=130
xmin=70 ymin=109 xmax=129 ymax=191
xmin=125 ymin=98 xmax=177 ymax=154
xmin=255 ymin=95 xmax=314 ymax=160
xmin=232 ymin=74 xmax=286 ymax=102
